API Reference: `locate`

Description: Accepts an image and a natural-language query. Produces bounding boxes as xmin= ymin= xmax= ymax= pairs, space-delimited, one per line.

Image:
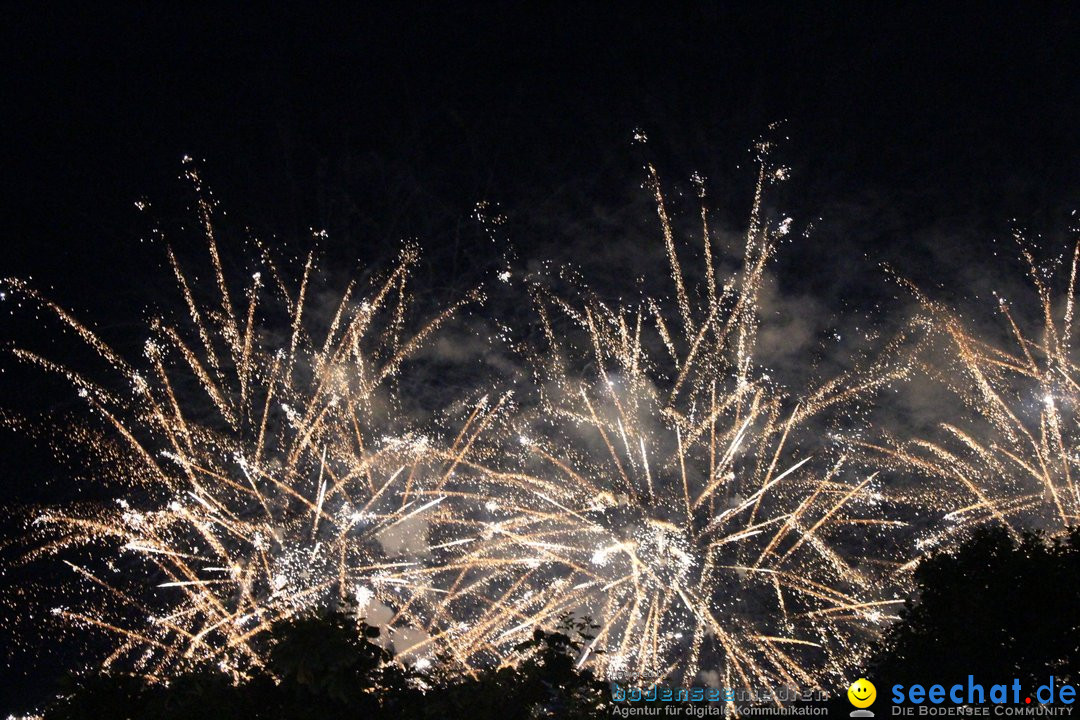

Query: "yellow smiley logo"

xmin=848 ymin=678 xmax=876 ymax=708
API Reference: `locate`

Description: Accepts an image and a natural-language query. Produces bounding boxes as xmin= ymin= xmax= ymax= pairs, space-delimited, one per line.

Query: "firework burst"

xmin=869 ymin=236 xmax=1080 ymax=547
xmin=428 ymin=156 xmax=915 ymax=692
xmin=4 ymin=168 xmax=495 ymax=678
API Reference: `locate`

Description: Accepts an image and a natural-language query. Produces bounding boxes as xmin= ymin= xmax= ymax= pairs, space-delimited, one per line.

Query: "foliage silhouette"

xmin=870 ymin=527 xmax=1080 ymax=690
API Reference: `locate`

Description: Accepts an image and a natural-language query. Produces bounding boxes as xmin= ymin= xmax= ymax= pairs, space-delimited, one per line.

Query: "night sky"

xmin=2 ymin=4 xmax=1078 ymax=712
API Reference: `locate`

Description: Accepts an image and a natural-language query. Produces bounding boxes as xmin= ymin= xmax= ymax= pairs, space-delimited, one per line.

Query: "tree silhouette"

xmin=869 ymin=527 xmax=1080 ymax=692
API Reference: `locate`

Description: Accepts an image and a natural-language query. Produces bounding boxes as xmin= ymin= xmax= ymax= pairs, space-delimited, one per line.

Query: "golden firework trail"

xmin=425 ymin=152 xmax=916 ymax=693
xmin=868 ymin=235 xmax=1080 ymax=548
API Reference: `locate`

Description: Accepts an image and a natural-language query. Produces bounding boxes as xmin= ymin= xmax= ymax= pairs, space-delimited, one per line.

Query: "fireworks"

xmin=421 ymin=158 xmax=915 ymax=690
xmin=5 ymin=154 xmax=929 ymax=696
xmin=868 ymin=237 xmax=1080 ymax=546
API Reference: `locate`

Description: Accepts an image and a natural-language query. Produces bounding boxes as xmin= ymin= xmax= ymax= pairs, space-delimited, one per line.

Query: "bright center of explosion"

xmin=588 ymin=506 xmax=696 ymax=589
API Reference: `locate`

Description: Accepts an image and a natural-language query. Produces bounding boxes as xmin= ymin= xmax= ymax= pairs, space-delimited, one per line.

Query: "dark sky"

xmin=5 ymin=5 xmax=1078 ymax=295
xmin=1 ymin=3 xmax=1078 ymax=712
